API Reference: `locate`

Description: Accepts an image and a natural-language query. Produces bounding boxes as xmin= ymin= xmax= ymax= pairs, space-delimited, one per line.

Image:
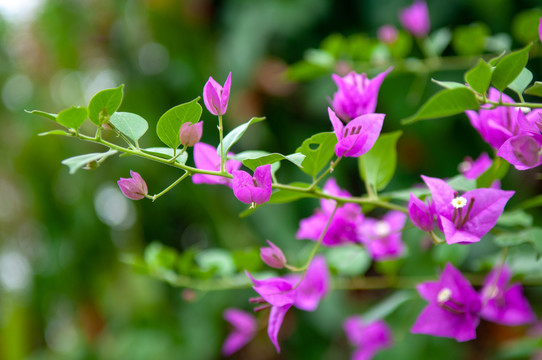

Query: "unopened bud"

xmin=260 ymin=240 xmax=286 ymax=269
xmin=117 ymin=170 xmax=148 ymax=200
xmin=179 ymin=121 xmax=203 ymax=147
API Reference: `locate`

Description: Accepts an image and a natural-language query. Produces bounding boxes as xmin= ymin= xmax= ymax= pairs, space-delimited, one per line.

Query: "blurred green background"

xmin=1 ymin=0 xmax=542 ymax=359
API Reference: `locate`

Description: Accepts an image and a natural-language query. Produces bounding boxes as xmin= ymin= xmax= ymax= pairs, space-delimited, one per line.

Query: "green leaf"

xmin=432 ymin=80 xmax=467 ymax=90
xmin=268 ymin=182 xmax=318 ymax=204
xmin=484 ymin=34 xmax=512 ymax=53
xmin=497 ymin=209 xmax=533 ymax=228
xmin=452 ymin=22 xmax=490 ymax=56
xmin=142 ymin=147 xmax=188 ymax=165
xmin=296 ymin=132 xmax=338 ymax=178
xmin=144 ymin=242 xmax=179 ymax=272
xmin=286 ymin=60 xmax=330 ymax=81
xmin=491 ymin=44 xmax=532 ymax=91
xmin=109 ymin=112 xmax=149 ymax=145
xmin=511 ymin=9 xmax=542 ymax=44
xmin=219 ymin=117 xmax=265 ymax=155
xmin=88 ymin=84 xmax=124 ymax=125
xmin=402 ymin=87 xmax=479 ymax=124
xmin=447 ymin=175 xmax=477 ymax=191
xmin=38 ymin=130 xmax=70 ymax=137
xmin=195 ymin=249 xmax=236 ymax=276
xmin=488 ymin=50 xmax=507 ymax=66
xmin=494 ymin=227 xmax=542 ymax=258
xmin=25 ymin=109 xmax=57 ymax=121
xmin=508 ymin=67 xmax=533 ymax=98
xmin=241 ymin=152 xmax=305 ymax=171
xmin=424 ymin=27 xmax=451 ymax=57
xmin=388 ymin=30 xmax=413 ymax=59
xmin=61 ymin=149 xmax=118 ymax=174
xmin=476 ymin=157 xmax=509 ymax=188
xmin=432 ymin=243 xmax=469 ymax=267
xmin=326 ymin=245 xmax=371 ymax=276
xmin=358 ymin=131 xmax=402 ymax=192
xmin=233 ymin=151 xmax=281 ymax=175
xmin=523 ymin=81 xmax=542 ymax=97
xmin=465 ymin=59 xmax=493 ymax=94
xmin=362 ymin=291 xmax=413 ymax=323
xmin=156 ymin=98 xmax=202 ymax=150
xmin=519 ymin=194 xmax=542 ymax=209
xmin=56 ymin=106 xmax=88 ymax=130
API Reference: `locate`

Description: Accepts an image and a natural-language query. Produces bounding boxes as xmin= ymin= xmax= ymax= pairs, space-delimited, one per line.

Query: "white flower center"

xmin=451 ymin=196 xmax=467 ymax=209
xmin=437 ymin=288 xmax=452 ymax=303
xmin=374 ymin=221 xmax=391 ymax=237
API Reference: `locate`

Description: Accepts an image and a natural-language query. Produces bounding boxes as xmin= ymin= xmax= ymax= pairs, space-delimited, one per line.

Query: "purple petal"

xmin=539 ymin=17 xmax=542 ymax=42
xmin=399 ymin=0 xmax=430 ymax=37
xmin=339 ymin=113 xmax=385 ymax=157
xmin=294 ymin=255 xmax=330 ymax=311
xmin=460 ymin=153 xmax=492 ymax=180
xmin=498 ymin=134 xmax=542 ymax=170
xmin=480 ymin=284 xmax=536 ymax=325
xmin=245 ymin=271 xmax=295 ymax=307
xmin=408 ymin=193 xmax=434 ymax=231
xmin=411 ymin=303 xmax=479 ymax=342
xmin=203 ymin=77 xmax=221 ymax=116
xmin=421 ymin=175 xmax=454 ymax=216
xmin=252 ymin=164 xmax=272 ymax=204
xmin=221 ymin=72 xmax=232 ymax=115
xmin=329 ymin=107 xmax=344 ymax=141
xmin=232 ymin=170 xmax=256 ymax=204
xmin=268 ymin=305 xmax=291 ymax=353
xmin=224 ymin=308 xmax=257 ymax=333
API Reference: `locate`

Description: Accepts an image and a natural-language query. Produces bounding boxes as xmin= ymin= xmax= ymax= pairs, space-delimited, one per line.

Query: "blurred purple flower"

xmin=378 ymin=25 xmax=399 ymax=44
xmin=358 ymin=211 xmax=407 ymax=261
xmin=203 ymin=72 xmax=231 ymax=116
xmin=222 ymin=308 xmax=257 ymax=356
xmin=479 ymin=264 xmax=536 ymax=326
xmin=539 ymin=18 xmax=542 ymax=42
xmin=296 ymin=178 xmax=364 ymax=247
xmin=331 ymin=67 xmax=392 ymax=121
xmin=408 ymin=193 xmax=434 ymax=232
xmin=260 ymin=240 xmax=287 ymax=269
xmin=232 ymin=164 xmax=272 ymax=205
xmin=192 ymin=142 xmax=242 ymax=187
xmin=458 ymin=152 xmax=492 ymax=180
xmin=422 ymin=175 xmax=514 ymax=244
xmin=411 ymin=263 xmax=482 ymax=341
xmin=246 ymin=255 xmax=330 ymax=353
xmin=344 ymin=317 xmax=392 ymax=360
xmin=399 ymin=0 xmax=430 ymax=37
xmin=329 ymin=108 xmax=385 ymax=158
xmin=179 ymin=121 xmax=203 ymax=147
xmin=497 ymin=110 xmax=542 ymax=170
xmin=117 ymin=170 xmax=148 ymax=200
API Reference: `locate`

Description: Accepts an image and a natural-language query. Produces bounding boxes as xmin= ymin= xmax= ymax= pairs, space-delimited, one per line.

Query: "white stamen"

xmin=374 ymin=221 xmax=391 ymax=237
xmin=438 ymin=288 xmax=452 ymax=303
xmin=451 ymin=196 xmax=467 ymax=209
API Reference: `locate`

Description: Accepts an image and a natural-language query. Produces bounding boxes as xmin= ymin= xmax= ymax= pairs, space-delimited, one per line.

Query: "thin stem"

xmin=218 ymin=114 xmax=225 ymax=173
xmin=169 ymin=146 xmax=187 ymax=163
xmin=151 ymin=172 xmax=190 ymax=201
xmin=308 ymin=156 xmax=341 ymax=191
xmin=485 ymin=100 xmax=542 ymax=109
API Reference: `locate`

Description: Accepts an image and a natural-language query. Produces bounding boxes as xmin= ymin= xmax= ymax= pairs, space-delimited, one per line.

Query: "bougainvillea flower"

xmin=232 ymin=164 xmax=272 ymax=205
xmin=179 ymin=121 xmax=203 ymax=147
xmin=411 ymin=263 xmax=482 ymax=341
xmin=331 ymin=67 xmax=392 ymax=121
xmin=466 ymin=89 xmax=520 ymax=149
xmin=117 ymin=170 xmax=148 ymax=200
xmin=497 ymin=111 xmax=542 ymax=170
xmin=260 ymin=240 xmax=287 ymax=269
xmin=399 ymin=0 xmax=430 ymax=37
xmin=421 ymin=175 xmax=514 ymax=244
xmin=192 ymin=142 xmax=242 ymax=187
xmin=329 ymin=108 xmax=385 ymax=158
xmin=296 ymin=178 xmax=364 ymax=246
xmin=378 ymin=25 xmax=399 ymax=44
xmin=358 ymin=211 xmax=407 ymax=261
xmin=458 ymin=153 xmax=492 ymax=180
xmin=479 ymin=265 xmax=536 ymax=326
xmin=285 ymin=256 xmax=330 ymax=311
xmin=408 ymin=193 xmax=434 ymax=232
xmin=203 ymin=72 xmax=231 ymax=116
xmin=222 ymin=308 xmax=258 ymax=356
xmin=344 ymin=317 xmax=392 ymax=360
xmin=245 ymin=256 xmax=330 ymax=352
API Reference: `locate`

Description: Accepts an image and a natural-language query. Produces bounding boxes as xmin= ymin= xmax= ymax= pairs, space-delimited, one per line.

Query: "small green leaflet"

xmin=239 ymin=152 xmax=305 ymax=170
xmin=296 ymin=132 xmax=337 ymax=178
xmin=142 ymin=147 xmax=188 ymax=165
xmin=497 ymin=209 xmax=533 ymax=228
xmin=465 ymin=59 xmax=493 ymax=94
xmin=156 ymin=98 xmax=202 ymax=150
xmin=38 ymin=130 xmax=70 ymax=137
xmin=524 ymin=81 xmax=542 ymax=97
xmin=57 ymin=106 xmax=88 ymax=129
xmin=325 ymin=245 xmax=371 ymax=276
xmin=219 ymin=117 xmax=266 ymax=156
xmin=109 ymin=112 xmax=149 ymax=146
xmin=508 ymin=68 xmax=533 ymax=98
xmin=61 ymin=149 xmax=118 ymax=174
xmin=358 ymin=131 xmax=402 ymax=192
xmin=362 ymin=291 xmax=413 ymax=323
xmin=494 ymin=227 xmax=542 ymax=259
xmin=88 ymin=84 xmax=124 ymax=125
xmin=491 ymin=43 xmax=532 ymax=91
xmin=25 ymin=109 xmax=58 ymax=121
xmin=431 ymin=79 xmax=467 ymax=90
xmin=402 ymin=87 xmax=479 ymax=124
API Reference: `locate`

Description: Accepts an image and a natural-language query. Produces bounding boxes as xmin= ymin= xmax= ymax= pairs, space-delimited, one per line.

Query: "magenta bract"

xmin=222 ymin=308 xmax=257 ymax=356
xmin=408 ymin=193 xmax=434 ymax=232
xmin=192 ymin=142 xmax=242 ymax=187
xmin=232 ymin=164 xmax=272 ymax=205
xmin=411 ymin=263 xmax=482 ymax=342
xmin=378 ymin=25 xmax=399 ymax=44
xmin=458 ymin=152 xmax=492 ymax=180
xmin=358 ymin=211 xmax=407 ymax=261
xmin=344 ymin=317 xmax=392 ymax=360
xmin=399 ymin=0 xmax=430 ymax=37
xmin=117 ymin=170 xmax=148 ymax=200
xmin=260 ymin=240 xmax=287 ymax=269
xmin=331 ymin=67 xmax=392 ymax=121
xmin=203 ymin=72 xmax=231 ymax=116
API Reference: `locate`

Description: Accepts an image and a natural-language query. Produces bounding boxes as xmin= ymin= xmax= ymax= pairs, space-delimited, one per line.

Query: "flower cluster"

xmin=412 ymin=263 xmax=535 ymax=341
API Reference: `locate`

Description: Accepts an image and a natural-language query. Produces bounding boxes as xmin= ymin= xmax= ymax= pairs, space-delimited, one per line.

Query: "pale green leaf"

xmin=61 ymin=150 xmax=117 ymax=174
xmin=156 ymin=98 xmax=202 ymax=150
xmin=88 ymin=84 xmax=124 ymax=125
xmin=296 ymin=132 xmax=337 ymax=178
xmin=491 ymin=44 xmax=532 ymax=91
xmin=358 ymin=131 xmax=402 ymax=192
xmin=465 ymin=59 xmax=493 ymax=94
xmin=57 ymin=106 xmax=88 ymax=129
xmin=219 ymin=117 xmax=266 ymax=155
xmin=109 ymin=112 xmax=149 ymax=145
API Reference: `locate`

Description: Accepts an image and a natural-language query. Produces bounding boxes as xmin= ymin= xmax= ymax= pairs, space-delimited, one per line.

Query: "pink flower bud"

xmin=179 ymin=121 xmax=203 ymax=147
xmin=408 ymin=193 xmax=434 ymax=232
xmin=117 ymin=170 xmax=148 ymax=200
xmin=378 ymin=25 xmax=399 ymax=44
xmin=260 ymin=240 xmax=286 ymax=269
xmin=203 ymin=72 xmax=231 ymax=116
xmin=399 ymin=0 xmax=430 ymax=38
